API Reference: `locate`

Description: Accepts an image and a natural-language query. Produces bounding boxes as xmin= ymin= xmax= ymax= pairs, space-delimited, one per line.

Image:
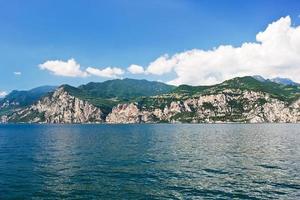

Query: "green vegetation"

xmin=209 ymin=76 xmax=300 ymax=103
xmin=257 ymin=98 xmax=267 ymax=105
xmin=172 ymin=76 xmax=300 ymax=103
xmin=136 ymin=95 xmax=180 ymax=110
xmin=0 ymin=107 xmax=17 ymax=116
xmin=61 ymin=79 xmax=175 ymax=114
xmin=78 ymin=78 xmax=175 ymax=99
xmin=209 ymin=114 xmax=247 ymax=122
xmin=172 ymin=85 xmax=209 ymax=95
xmin=69 ymin=76 xmax=299 ymax=115
xmin=9 ymin=110 xmax=46 ymax=123
xmin=228 ymin=99 xmax=244 ymax=112
xmin=0 ymin=86 xmax=56 ymax=107
xmin=202 ymin=102 xmax=215 ymax=110
xmin=170 ymin=112 xmax=197 ymax=123
xmin=1 ymin=76 xmax=299 ymax=123
xmin=61 ymin=84 xmax=120 ymax=115
xmin=0 ymin=86 xmax=57 ymax=117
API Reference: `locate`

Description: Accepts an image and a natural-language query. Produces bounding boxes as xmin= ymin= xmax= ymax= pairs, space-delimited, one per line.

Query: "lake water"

xmin=0 ymin=124 xmax=300 ymax=199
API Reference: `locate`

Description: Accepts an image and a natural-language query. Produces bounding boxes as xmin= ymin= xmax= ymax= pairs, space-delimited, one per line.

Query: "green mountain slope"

xmin=61 ymin=79 xmax=175 ymax=114
xmin=1 ymin=76 xmax=300 ymax=124
xmin=172 ymin=76 xmax=300 ymax=103
xmin=0 ymin=86 xmax=57 ymax=106
xmin=64 ymin=76 xmax=300 ymax=113
xmin=0 ymin=86 xmax=57 ymax=115
xmin=78 ymin=78 xmax=175 ymax=99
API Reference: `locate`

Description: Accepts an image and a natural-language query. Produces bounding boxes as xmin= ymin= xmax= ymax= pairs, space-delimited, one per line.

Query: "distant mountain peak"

xmin=252 ymin=75 xmax=266 ymax=82
xmin=252 ymin=75 xmax=299 ymax=86
xmin=0 ymin=85 xmax=57 ymax=112
xmin=270 ymin=77 xmax=299 ymax=86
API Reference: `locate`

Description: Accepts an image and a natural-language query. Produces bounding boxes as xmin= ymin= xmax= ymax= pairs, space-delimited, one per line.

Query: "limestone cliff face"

xmin=6 ymin=87 xmax=104 ymax=123
xmin=2 ymin=88 xmax=300 ymax=124
xmin=106 ymin=90 xmax=300 ymax=123
xmin=106 ymin=103 xmax=159 ymax=123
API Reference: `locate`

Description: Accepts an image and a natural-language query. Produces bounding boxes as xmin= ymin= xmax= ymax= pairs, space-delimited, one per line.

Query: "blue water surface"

xmin=0 ymin=124 xmax=300 ymax=199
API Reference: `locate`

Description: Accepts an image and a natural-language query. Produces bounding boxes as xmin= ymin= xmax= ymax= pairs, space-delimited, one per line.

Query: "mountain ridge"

xmin=1 ymin=76 xmax=299 ymax=123
xmin=253 ymin=75 xmax=300 ymax=86
xmin=0 ymin=86 xmax=57 ymax=116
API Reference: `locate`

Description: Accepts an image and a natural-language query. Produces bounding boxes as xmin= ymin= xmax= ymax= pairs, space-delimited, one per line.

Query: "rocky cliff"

xmin=1 ymin=77 xmax=300 ymax=123
xmin=3 ymin=87 xmax=104 ymax=123
xmin=106 ymin=89 xmax=300 ymax=123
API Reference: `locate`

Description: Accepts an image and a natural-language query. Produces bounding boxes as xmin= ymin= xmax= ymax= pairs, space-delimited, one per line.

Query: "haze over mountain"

xmin=253 ymin=76 xmax=300 ymax=86
xmin=0 ymin=86 xmax=56 ymax=107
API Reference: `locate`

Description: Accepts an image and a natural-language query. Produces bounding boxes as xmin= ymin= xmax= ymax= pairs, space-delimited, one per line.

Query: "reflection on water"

xmin=0 ymin=124 xmax=300 ymax=199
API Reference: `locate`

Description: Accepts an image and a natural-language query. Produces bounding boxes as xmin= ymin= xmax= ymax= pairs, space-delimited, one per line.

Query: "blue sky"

xmin=1 ymin=0 xmax=300 ymax=94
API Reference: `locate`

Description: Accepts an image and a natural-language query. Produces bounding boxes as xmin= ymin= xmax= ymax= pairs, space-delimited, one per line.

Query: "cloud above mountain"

xmin=130 ymin=16 xmax=300 ymax=85
xmin=127 ymin=64 xmax=145 ymax=74
xmin=86 ymin=67 xmax=124 ymax=78
xmin=39 ymin=16 xmax=300 ymax=85
xmin=39 ymin=59 xmax=124 ymax=78
xmin=39 ymin=59 xmax=88 ymax=77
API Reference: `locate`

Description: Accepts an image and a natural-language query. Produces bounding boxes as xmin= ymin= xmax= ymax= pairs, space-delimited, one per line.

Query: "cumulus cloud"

xmin=86 ymin=67 xmax=124 ymax=78
xmin=130 ymin=16 xmax=300 ymax=85
xmin=146 ymin=54 xmax=178 ymax=75
xmin=14 ymin=72 xmax=21 ymax=76
xmin=0 ymin=91 xmax=7 ymax=98
xmin=39 ymin=58 xmax=88 ymax=77
xmin=40 ymin=16 xmax=300 ymax=85
xmin=39 ymin=59 xmax=124 ymax=79
xmin=127 ymin=64 xmax=145 ymax=74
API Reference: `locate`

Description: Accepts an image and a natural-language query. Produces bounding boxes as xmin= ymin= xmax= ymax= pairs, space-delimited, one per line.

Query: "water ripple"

xmin=0 ymin=124 xmax=300 ymax=199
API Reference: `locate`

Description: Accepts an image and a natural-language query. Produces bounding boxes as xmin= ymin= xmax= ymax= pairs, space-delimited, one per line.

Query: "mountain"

xmin=127 ymin=76 xmax=300 ymax=123
xmin=253 ymin=75 xmax=300 ymax=86
xmin=0 ymin=86 xmax=57 ymax=116
xmin=0 ymin=79 xmax=175 ymax=122
xmin=270 ymin=77 xmax=300 ymax=86
xmin=4 ymin=87 xmax=104 ymax=123
xmin=0 ymin=85 xmax=57 ymax=106
xmin=1 ymin=77 xmax=300 ymax=123
xmin=60 ymin=79 xmax=175 ymax=114
xmin=252 ymin=75 xmax=266 ymax=82
xmin=173 ymin=76 xmax=300 ymax=103
xmin=78 ymin=78 xmax=176 ymax=99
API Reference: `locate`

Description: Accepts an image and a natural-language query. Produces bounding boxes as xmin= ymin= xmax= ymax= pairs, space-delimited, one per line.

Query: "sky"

xmin=1 ymin=0 xmax=300 ymax=96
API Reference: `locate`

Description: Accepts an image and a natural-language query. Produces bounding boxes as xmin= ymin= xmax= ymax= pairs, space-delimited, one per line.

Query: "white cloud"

xmin=39 ymin=59 xmax=124 ymax=79
xmin=86 ymin=67 xmax=124 ymax=78
xmin=0 ymin=91 xmax=7 ymax=98
xmin=146 ymin=54 xmax=177 ymax=75
xmin=130 ymin=16 xmax=300 ymax=85
xmin=39 ymin=58 xmax=88 ymax=77
xmin=127 ymin=64 xmax=145 ymax=74
xmin=14 ymin=72 xmax=21 ymax=76
xmin=40 ymin=16 xmax=300 ymax=85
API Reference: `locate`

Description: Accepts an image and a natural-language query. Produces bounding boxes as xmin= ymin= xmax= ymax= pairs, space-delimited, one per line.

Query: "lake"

xmin=0 ymin=124 xmax=300 ymax=199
